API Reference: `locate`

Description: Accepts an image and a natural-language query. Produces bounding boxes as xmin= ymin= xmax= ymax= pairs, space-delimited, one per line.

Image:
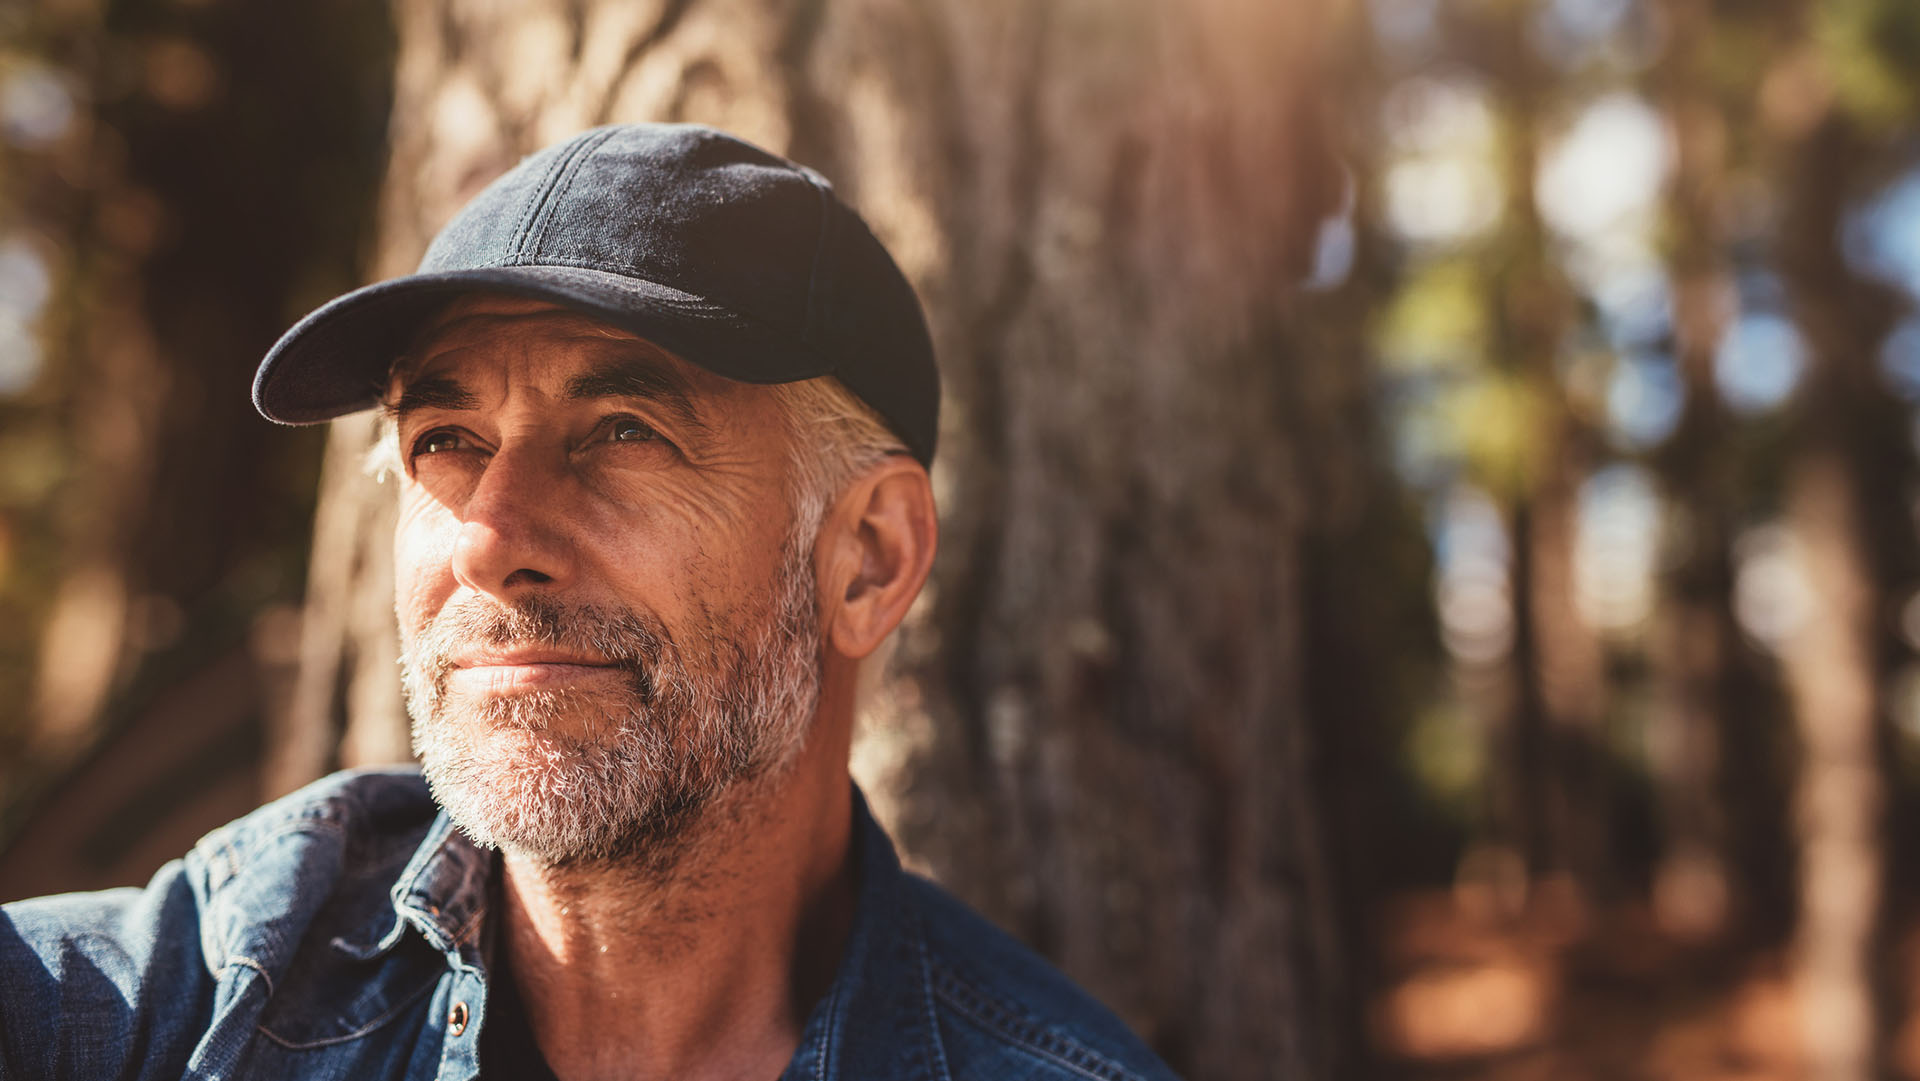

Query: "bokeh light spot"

xmin=1537 ymin=93 xmax=1670 ymax=243
xmin=1 ymin=64 xmax=74 ymax=149
xmin=1382 ymin=77 xmax=1503 ymax=245
xmin=1433 ymin=486 xmax=1514 ymax=666
xmin=1715 ymin=313 xmax=1806 ymax=413
xmin=1606 ymin=351 xmax=1683 ymax=449
xmin=1574 ymin=464 xmax=1662 ymax=634
xmin=0 ymin=239 xmax=50 ymax=396
xmin=1734 ymin=523 xmax=1811 ymax=650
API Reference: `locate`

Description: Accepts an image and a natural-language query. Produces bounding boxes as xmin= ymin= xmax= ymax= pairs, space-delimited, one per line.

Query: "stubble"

xmin=400 ymin=540 xmax=822 ymax=874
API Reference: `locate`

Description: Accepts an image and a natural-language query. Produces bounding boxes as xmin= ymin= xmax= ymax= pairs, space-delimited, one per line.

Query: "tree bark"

xmin=287 ymin=1 xmax=1344 ymax=1076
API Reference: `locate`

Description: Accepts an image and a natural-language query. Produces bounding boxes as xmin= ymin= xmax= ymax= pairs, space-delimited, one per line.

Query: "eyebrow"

xmin=565 ymin=359 xmax=707 ymax=433
xmin=390 ymin=376 xmax=479 ymax=418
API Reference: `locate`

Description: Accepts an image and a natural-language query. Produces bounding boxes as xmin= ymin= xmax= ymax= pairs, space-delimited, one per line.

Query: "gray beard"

xmin=399 ymin=540 xmax=822 ymax=871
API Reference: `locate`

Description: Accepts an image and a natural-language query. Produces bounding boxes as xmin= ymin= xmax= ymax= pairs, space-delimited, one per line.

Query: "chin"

xmin=413 ymin=704 xmax=726 ymax=867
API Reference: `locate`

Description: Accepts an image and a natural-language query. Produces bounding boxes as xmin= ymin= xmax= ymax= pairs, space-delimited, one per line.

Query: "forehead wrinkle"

xmin=385 ymin=304 xmax=730 ymax=423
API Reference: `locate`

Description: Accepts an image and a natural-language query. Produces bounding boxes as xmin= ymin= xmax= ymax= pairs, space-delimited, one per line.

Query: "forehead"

xmin=389 ymin=294 xmax=744 ymax=406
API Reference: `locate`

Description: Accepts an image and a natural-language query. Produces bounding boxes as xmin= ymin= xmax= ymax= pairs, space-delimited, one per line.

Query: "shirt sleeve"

xmin=0 ymin=859 xmax=216 ymax=1081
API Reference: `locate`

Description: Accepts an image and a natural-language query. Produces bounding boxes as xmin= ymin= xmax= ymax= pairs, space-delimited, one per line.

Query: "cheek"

xmin=393 ymin=492 xmax=460 ymax=634
xmin=576 ymin=495 xmax=781 ymax=623
xmin=577 ymin=505 xmax=699 ymax=619
xmin=574 ymin=478 xmax=738 ymax=565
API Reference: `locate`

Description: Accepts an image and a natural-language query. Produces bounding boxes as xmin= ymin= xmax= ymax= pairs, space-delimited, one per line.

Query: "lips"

xmin=452 ymin=646 xmax=611 ymax=668
xmin=447 ymin=647 xmax=621 ymax=694
xmin=408 ymin=597 xmax=666 ymax=707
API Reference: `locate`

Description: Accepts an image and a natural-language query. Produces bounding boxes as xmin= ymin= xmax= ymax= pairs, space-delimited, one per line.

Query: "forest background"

xmin=6 ymin=0 xmax=1920 ymax=1078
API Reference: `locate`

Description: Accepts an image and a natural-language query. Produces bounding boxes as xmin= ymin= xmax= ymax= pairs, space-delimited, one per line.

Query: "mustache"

xmin=410 ymin=594 xmax=672 ymax=705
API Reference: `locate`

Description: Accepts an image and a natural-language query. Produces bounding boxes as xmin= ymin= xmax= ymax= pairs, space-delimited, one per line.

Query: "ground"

xmin=1374 ymin=877 xmax=1920 ymax=1080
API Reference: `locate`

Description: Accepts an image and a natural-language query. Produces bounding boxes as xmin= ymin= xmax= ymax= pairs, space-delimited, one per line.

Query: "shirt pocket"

xmin=252 ymin=931 xmax=445 ymax=1049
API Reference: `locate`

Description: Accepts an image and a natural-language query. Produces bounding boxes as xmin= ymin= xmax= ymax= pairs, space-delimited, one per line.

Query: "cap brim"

xmin=253 ymin=265 xmax=836 ymax=424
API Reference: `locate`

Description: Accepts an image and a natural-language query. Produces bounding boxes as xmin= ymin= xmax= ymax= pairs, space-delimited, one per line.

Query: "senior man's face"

xmin=389 ymin=295 xmax=820 ymax=868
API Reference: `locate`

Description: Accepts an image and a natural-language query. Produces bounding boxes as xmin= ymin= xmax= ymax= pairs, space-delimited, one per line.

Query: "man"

xmin=0 ymin=124 xmax=1178 ymax=1081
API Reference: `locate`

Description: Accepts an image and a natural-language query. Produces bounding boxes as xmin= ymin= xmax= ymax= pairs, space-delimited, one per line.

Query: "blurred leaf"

xmin=1379 ymin=256 xmax=1491 ymax=373
xmin=1445 ymin=371 xmax=1542 ymax=496
xmin=1816 ymin=0 xmax=1920 ymax=131
xmin=0 ymin=429 xmax=64 ymax=506
xmin=1704 ymin=19 xmax=1772 ymax=103
xmin=1405 ymin=699 xmax=1487 ymax=825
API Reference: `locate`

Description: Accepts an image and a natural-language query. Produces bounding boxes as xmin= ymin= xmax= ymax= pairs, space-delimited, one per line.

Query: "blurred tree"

xmin=283 ymin=0 xmax=1350 ymax=1078
xmin=1406 ymin=0 xmax=1612 ymax=898
xmin=0 ymin=0 xmax=391 ymax=877
xmin=1775 ymin=112 xmax=1911 ymax=1081
xmin=1767 ymin=2 xmax=1920 ymax=1074
xmin=1292 ymin=7 xmax=1451 ymax=1078
xmin=1643 ymin=0 xmax=1793 ymax=945
xmin=1488 ymin=21 xmax=1613 ymax=899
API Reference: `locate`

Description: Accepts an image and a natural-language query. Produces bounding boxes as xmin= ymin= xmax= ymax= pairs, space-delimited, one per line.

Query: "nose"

xmin=449 ymin=444 xmax=576 ymax=599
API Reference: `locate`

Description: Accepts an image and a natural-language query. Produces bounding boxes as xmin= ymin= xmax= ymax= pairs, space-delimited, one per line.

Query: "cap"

xmin=252 ymin=123 xmax=939 ymax=465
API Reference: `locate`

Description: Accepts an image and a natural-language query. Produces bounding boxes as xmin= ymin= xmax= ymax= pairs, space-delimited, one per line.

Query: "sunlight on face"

xmin=389 ymin=296 xmax=822 ymax=869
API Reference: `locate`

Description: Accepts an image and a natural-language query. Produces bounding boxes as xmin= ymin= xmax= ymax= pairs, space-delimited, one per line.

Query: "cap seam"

xmin=515 ymin=127 xmax=621 ymax=259
xmin=505 ymin=144 xmax=573 ymax=257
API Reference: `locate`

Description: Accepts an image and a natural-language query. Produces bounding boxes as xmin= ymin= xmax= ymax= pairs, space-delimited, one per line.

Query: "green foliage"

xmin=1380 ymin=257 xmax=1492 ymax=374
xmin=1405 ymin=700 xmax=1489 ymax=828
xmin=1816 ymin=0 xmax=1920 ymax=132
xmin=1702 ymin=18 xmax=1773 ymax=103
xmin=1376 ymin=252 xmax=1553 ymax=497
xmin=0 ymin=427 xmax=66 ymax=509
xmin=1448 ymin=372 xmax=1545 ymax=497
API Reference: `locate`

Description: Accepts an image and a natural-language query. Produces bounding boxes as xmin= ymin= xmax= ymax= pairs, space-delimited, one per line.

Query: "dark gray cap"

xmin=252 ymin=123 xmax=939 ymax=465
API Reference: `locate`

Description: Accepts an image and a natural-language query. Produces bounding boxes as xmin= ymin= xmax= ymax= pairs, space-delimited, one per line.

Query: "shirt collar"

xmin=387 ymin=784 xmax=951 ymax=1080
xmin=783 ymin=786 xmax=950 ymax=1081
xmin=377 ymin=809 xmax=492 ymax=964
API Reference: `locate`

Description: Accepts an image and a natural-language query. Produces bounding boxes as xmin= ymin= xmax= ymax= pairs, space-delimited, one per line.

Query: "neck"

xmin=494 ymin=738 xmax=858 ymax=1081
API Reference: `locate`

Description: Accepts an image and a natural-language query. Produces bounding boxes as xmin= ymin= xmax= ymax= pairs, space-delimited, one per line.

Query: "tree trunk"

xmin=1776 ymin=110 xmax=1908 ymax=1081
xmin=1475 ymin=8 xmax=1609 ymax=895
xmin=287 ymin=1 xmax=1344 ymax=1076
xmin=1289 ymin=17 xmax=1443 ymax=1076
xmin=1645 ymin=0 xmax=1769 ymax=944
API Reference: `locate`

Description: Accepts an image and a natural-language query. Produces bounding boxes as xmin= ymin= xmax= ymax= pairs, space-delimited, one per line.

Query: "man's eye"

xmin=604 ymin=417 xmax=661 ymax=443
xmin=412 ymin=430 xmax=468 ymax=456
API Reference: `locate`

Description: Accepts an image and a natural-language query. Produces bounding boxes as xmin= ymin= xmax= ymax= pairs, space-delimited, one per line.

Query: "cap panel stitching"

xmin=504 ymin=143 xmax=574 ymax=260
xmin=525 ymin=127 xmax=624 ymax=261
xmin=513 ymin=127 xmax=621 ymax=260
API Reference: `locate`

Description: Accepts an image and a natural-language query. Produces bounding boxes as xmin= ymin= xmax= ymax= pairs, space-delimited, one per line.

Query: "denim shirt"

xmin=1 ymin=768 xmax=1178 ymax=1081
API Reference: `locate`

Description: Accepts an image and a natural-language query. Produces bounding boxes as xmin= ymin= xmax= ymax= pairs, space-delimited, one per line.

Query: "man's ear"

xmin=816 ymin=458 xmax=937 ymax=660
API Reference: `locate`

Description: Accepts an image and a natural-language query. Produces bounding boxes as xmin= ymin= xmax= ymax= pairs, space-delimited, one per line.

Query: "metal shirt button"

xmin=448 ymin=1001 xmax=470 ymax=1036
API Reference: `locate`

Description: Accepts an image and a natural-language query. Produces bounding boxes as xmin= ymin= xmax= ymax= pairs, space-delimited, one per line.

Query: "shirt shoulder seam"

xmin=927 ymin=957 xmax=1154 ymax=1081
xmin=909 ymin=906 xmax=956 ymax=1081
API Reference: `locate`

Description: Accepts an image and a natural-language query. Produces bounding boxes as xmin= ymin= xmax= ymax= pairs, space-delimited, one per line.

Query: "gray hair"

xmin=768 ymin=376 xmax=910 ymax=548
